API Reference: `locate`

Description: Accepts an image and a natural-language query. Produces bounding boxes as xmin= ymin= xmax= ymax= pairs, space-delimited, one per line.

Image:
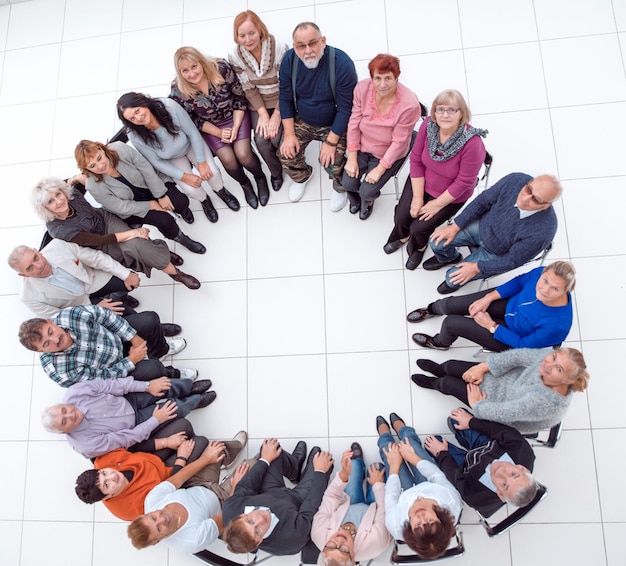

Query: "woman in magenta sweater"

xmin=384 ymin=90 xmax=487 ymax=270
xmin=342 ymin=54 xmax=421 ymax=220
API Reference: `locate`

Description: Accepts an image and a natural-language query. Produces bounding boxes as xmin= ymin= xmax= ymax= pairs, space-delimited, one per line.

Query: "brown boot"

xmin=169 ymin=268 xmax=201 ymax=289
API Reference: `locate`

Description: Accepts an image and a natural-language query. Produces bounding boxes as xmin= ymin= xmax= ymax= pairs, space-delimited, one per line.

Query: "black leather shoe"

xmin=195 ymin=390 xmax=217 ymax=409
xmin=303 ymin=446 xmax=321 ymax=475
xmin=256 ymin=176 xmax=270 ymax=206
xmin=289 ymin=440 xmax=307 ymax=483
xmin=169 ymin=269 xmax=201 ymax=290
xmin=383 ymin=240 xmax=403 ymax=254
xmin=405 ymin=249 xmax=425 ymax=270
xmin=241 ymin=182 xmax=258 ymax=209
xmin=416 ymin=359 xmax=445 ymax=377
xmin=389 ymin=412 xmax=405 ymax=434
xmin=120 ymin=294 xmax=139 ymax=309
xmin=412 ymin=332 xmax=450 ymax=350
xmin=437 ymin=281 xmax=459 ymax=295
xmin=422 ymin=252 xmax=463 ymax=271
xmin=216 ymin=188 xmax=241 ymax=211
xmin=411 ymin=373 xmax=439 ymax=389
xmin=359 ymin=201 xmax=374 ymax=220
xmin=180 ymin=207 xmax=194 ymax=224
xmin=169 ymin=251 xmax=184 ymax=266
xmin=190 ymin=379 xmax=213 ymax=395
xmin=161 ymin=323 xmax=182 ymax=337
xmin=173 ymin=231 xmax=206 ymax=254
xmin=407 ymin=307 xmax=435 ymax=323
xmin=376 ymin=415 xmax=391 ymax=435
xmin=350 ymin=442 xmax=364 ymax=460
xmin=349 ymin=202 xmax=360 ymax=214
xmin=271 ymin=175 xmax=283 ymax=191
xmin=201 ymin=197 xmax=218 ymax=223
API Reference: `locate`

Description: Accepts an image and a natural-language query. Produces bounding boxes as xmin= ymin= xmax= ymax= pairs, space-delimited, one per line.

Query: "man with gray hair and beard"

xmin=278 ymin=21 xmax=357 ymax=210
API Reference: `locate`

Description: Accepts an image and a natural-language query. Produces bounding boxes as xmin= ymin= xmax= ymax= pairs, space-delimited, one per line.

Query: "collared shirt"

xmin=47 ymin=265 xmax=85 ymax=295
xmin=39 ymin=305 xmax=137 ymax=387
xmin=64 ymin=377 xmax=154 ymax=458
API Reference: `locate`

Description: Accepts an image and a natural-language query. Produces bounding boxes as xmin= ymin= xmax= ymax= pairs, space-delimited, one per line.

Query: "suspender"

xmin=291 ymin=46 xmax=336 ymax=113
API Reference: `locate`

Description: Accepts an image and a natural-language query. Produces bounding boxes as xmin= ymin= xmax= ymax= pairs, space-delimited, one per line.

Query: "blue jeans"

xmin=344 ymin=458 xmax=378 ymax=505
xmin=378 ymin=426 xmax=436 ymax=491
xmin=429 ymin=220 xmax=498 ymax=288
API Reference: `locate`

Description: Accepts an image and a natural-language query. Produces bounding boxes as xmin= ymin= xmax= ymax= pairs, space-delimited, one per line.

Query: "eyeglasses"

xmin=434 ymin=107 xmax=460 ymax=115
xmin=294 ymin=38 xmax=321 ymax=50
xmin=324 ymin=542 xmax=351 ymax=555
xmin=523 ymin=183 xmax=548 ymax=206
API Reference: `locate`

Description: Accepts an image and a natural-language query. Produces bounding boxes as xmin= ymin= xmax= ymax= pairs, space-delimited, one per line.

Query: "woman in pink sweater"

xmin=342 ymin=54 xmax=421 ymax=220
xmin=384 ymin=90 xmax=487 ymax=270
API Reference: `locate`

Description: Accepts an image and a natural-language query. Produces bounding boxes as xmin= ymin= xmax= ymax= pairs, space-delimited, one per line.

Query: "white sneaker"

xmin=179 ymin=368 xmax=198 ymax=381
xmin=165 ymin=337 xmax=187 ymax=357
xmin=330 ymin=190 xmax=348 ymax=212
xmin=288 ymin=179 xmax=309 ymax=202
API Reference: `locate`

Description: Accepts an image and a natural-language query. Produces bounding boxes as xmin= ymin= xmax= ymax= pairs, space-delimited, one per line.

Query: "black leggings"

xmin=126 ymin=183 xmax=190 ymax=239
xmin=429 ymin=290 xmax=510 ymax=351
xmin=426 ymin=359 xmax=480 ymax=405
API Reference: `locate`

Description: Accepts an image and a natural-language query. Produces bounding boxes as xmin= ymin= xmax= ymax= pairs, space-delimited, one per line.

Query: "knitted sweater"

xmin=410 ymin=118 xmax=486 ymax=203
xmin=474 ymin=348 xmax=572 ymax=434
xmin=454 ymin=172 xmax=557 ymax=277
xmin=228 ymin=35 xmax=287 ymax=112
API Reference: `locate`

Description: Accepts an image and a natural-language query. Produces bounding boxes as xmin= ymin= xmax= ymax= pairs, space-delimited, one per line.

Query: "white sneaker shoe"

xmin=330 ymin=190 xmax=348 ymax=212
xmin=179 ymin=368 xmax=198 ymax=381
xmin=164 ymin=337 xmax=187 ymax=357
xmin=288 ymin=179 xmax=309 ymax=202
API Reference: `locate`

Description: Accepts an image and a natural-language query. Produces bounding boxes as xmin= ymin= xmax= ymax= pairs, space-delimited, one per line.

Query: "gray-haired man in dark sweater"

xmin=425 ymin=172 xmax=560 ymax=294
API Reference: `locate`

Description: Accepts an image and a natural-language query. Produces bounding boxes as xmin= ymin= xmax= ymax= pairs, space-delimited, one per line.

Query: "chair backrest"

xmin=523 ymin=421 xmax=563 ymax=448
xmin=390 ymin=532 xmax=464 ymax=564
xmin=193 ymin=546 xmax=272 ymax=566
xmin=475 ymin=483 xmax=548 ymax=537
xmin=109 ymin=127 xmax=129 ymax=144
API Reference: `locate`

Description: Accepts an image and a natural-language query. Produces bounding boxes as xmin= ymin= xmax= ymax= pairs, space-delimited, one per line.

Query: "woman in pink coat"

xmin=311 ymin=444 xmax=392 ymax=564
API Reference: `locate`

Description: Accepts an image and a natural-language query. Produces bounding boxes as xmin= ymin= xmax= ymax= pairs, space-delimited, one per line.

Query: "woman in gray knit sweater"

xmin=412 ymin=348 xmax=589 ymax=434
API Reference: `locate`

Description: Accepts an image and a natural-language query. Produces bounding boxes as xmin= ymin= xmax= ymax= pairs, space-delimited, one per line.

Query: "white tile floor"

xmin=0 ymin=0 xmax=624 ymax=565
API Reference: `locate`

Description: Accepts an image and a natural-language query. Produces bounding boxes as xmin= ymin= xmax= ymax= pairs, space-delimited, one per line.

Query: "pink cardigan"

xmin=346 ymin=79 xmax=421 ymax=169
xmin=410 ymin=117 xmax=486 ymax=203
xmin=311 ymin=474 xmax=393 ymax=561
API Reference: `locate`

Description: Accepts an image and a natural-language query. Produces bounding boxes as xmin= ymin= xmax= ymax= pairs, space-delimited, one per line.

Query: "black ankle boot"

xmin=215 ymin=188 xmax=240 ymax=211
xmin=173 ymin=231 xmax=206 ymax=254
xmin=241 ymin=181 xmax=259 ymax=209
xmin=201 ymin=197 xmax=218 ymax=223
xmin=256 ymin=176 xmax=270 ymax=206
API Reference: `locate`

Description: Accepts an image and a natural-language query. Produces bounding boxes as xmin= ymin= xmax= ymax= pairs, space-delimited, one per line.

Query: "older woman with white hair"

xmin=32 ymin=177 xmax=200 ymax=289
xmin=384 ymin=89 xmax=487 ymax=270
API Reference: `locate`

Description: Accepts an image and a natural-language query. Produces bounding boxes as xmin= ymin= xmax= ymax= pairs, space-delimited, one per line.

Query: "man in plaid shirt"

xmin=18 ymin=305 xmax=190 ymax=388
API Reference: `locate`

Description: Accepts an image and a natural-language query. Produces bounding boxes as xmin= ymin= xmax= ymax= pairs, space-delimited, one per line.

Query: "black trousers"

xmin=127 ymin=183 xmax=190 ymax=239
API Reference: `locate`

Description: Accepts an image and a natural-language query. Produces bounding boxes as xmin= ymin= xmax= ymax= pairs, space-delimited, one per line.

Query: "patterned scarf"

xmin=427 ymin=118 xmax=488 ymax=162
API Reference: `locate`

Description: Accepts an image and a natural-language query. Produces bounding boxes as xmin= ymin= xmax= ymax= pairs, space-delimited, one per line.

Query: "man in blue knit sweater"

xmin=278 ymin=22 xmax=357 ymax=210
xmin=426 ymin=172 xmax=560 ymax=294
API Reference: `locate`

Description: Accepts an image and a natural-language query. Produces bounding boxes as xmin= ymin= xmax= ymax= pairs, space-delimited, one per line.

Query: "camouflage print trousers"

xmin=279 ymin=116 xmax=348 ymax=192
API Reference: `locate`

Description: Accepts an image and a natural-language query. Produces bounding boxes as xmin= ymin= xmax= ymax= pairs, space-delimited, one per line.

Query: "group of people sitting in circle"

xmin=8 ymin=9 xmax=591 ymax=564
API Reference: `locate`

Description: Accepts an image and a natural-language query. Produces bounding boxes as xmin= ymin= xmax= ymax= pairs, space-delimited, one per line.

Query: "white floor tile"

xmin=0 ymin=441 xmax=28 ymax=520
xmin=585 ymin=340 xmax=626 ymax=428
xmin=534 ymin=0 xmax=616 ymax=39
xmin=63 ymin=0 xmax=123 ymax=41
xmin=604 ymin=522 xmax=626 ymax=566
xmin=593 ymin=428 xmax=626 ymax=523
xmin=20 ymin=521 xmax=94 ymax=566
xmin=122 ymin=0 xmax=183 ymax=32
xmin=0 ymin=521 xmax=22 ymax=566
xmin=93 ymin=521 xmax=168 ymax=565
xmin=4 ymin=0 xmax=64 ymax=49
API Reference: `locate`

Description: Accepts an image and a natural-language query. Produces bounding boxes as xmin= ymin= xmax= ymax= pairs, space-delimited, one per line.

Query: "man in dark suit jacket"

xmin=222 ymin=438 xmax=333 ymax=555
xmin=423 ymin=408 xmax=538 ymax=517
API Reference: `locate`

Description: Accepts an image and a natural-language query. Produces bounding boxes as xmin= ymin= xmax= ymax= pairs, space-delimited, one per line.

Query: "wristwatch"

xmin=489 ymin=324 xmax=498 ymax=334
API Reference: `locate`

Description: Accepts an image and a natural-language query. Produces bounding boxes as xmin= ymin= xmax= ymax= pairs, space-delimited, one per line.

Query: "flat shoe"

xmin=241 ymin=182 xmax=258 ymax=209
xmin=416 ymin=359 xmax=445 ymax=377
xmin=201 ymin=197 xmax=219 ymax=223
xmin=271 ymin=176 xmax=283 ymax=191
xmin=216 ymin=188 xmax=241 ymax=211
xmin=389 ymin=412 xmax=405 ymax=434
xmin=437 ymin=281 xmax=459 ymax=295
xmin=422 ymin=252 xmax=463 ymax=271
xmin=350 ymin=442 xmax=364 ymax=460
xmin=161 ymin=323 xmax=182 ymax=337
xmin=411 ymin=373 xmax=437 ymax=389
xmin=376 ymin=415 xmax=390 ymax=435
xmin=412 ymin=332 xmax=450 ymax=351
xmin=190 ymin=379 xmax=213 ymax=395
xmin=383 ymin=240 xmax=403 ymax=254
xmin=359 ymin=201 xmax=374 ymax=220
xmin=169 ymin=269 xmax=201 ymax=290
xmin=405 ymin=249 xmax=425 ymax=270
xmin=256 ymin=176 xmax=270 ymax=206
xmin=349 ymin=202 xmax=360 ymax=214
xmin=169 ymin=251 xmax=184 ymax=267
xmin=406 ymin=307 xmax=435 ymax=323
xmin=180 ymin=207 xmax=194 ymax=224
xmin=195 ymin=390 xmax=217 ymax=409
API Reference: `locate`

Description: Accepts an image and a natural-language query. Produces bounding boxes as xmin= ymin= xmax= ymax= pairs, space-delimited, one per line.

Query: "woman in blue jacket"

xmin=408 ymin=261 xmax=575 ymax=352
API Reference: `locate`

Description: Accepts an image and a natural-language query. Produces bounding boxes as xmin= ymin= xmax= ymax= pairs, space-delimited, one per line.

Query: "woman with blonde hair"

xmin=385 ymin=89 xmax=487 ymax=270
xmin=171 ymin=46 xmax=270 ymax=208
xmin=229 ymin=10 xmax=287 ymax=191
